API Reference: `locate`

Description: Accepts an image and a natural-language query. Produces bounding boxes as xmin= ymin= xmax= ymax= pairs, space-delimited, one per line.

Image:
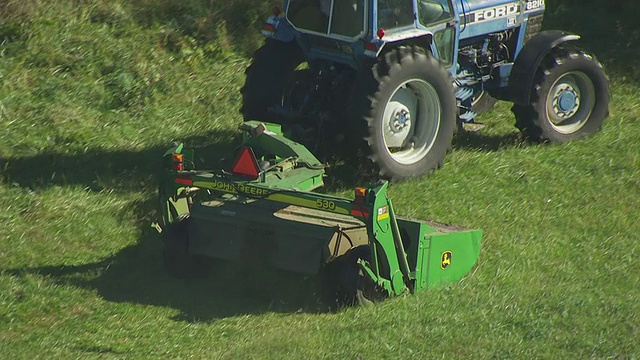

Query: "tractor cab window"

xmin=377 ymin=0 xmax=414 ymax=30
xmin=287 ymin=0 xmax=366 ymax=38
xmin=418 ymin=0 xmax=453 ymax=26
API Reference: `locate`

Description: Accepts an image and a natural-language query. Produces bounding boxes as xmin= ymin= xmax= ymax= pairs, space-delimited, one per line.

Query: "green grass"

xmin=1 ymin=1 xmax=639 ymax=358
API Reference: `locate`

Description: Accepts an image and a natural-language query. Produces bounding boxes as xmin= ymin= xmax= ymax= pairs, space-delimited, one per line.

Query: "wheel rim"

xmin=381 ymin=79 xmax=441 ymax=165
xmin=546 ymin=71 xmax=596 ymax=134
xmin=471 ymin=86 xmax=486 ymax=107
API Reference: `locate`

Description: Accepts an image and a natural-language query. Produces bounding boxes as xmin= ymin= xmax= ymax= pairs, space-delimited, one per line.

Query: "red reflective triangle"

xmin=232 ymin=146 xmax=260 ymax=179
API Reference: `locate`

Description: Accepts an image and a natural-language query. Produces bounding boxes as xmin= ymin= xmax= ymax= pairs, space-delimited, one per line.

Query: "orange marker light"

xmin=172 ymin=153 xmax=184 ymax=171
xmin=172 ymin=153 xmax=184 ymax=163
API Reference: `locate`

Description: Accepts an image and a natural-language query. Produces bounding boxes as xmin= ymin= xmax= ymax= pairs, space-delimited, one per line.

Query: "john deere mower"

xmin=158 ymin=122 xmax=482 ymax=307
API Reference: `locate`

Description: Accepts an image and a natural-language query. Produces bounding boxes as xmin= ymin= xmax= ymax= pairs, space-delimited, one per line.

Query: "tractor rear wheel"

xmin=350 ymin=47 xmax=457 ymax=181
xmin=513 ymin=48 xmax=610 ymax=142
xmin=240 ymin=39 xmax=304 ymax=123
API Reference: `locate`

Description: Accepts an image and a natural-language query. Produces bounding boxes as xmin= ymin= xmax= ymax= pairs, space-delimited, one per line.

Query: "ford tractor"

xmin=240 ymin=0 xmax=610 ymax=181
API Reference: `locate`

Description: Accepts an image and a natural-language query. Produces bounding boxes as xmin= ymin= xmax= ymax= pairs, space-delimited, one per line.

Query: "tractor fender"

xmin=262 ymin=15 xmax=296 ymax=42
xmin=508 ymin=30 xmax=580 ymax=106
xmin=375 ymin=32 xmax=434 ymax=58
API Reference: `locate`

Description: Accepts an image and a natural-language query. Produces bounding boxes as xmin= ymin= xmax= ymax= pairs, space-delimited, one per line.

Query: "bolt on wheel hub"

xmin=391 ymin=108 xmax=411 ymax=133
xmin=552 ymin=83 xmax=580 ymax=121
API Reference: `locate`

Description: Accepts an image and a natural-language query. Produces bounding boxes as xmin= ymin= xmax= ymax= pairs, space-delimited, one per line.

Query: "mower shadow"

xmin=3 ymin=223 xmax=332 ymax=322
xmin=1 ymin=128 xmax=334 ymax=321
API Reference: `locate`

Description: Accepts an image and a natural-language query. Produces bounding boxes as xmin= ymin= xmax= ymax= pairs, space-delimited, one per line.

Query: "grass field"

xmin=1 ymin=1 xmax=639 ymax=358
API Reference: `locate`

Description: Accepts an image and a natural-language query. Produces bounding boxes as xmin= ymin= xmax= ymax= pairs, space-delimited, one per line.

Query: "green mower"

xmin=158 ymin=121 xmax=482 ymax=306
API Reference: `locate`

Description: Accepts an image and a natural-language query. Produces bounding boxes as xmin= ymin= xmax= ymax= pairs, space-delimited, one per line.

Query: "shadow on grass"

xmin=2 ymin=0 xmax=634 ymax=324
xmin=3 ymin=222 xmax=332 ymax=322
xmin=0 ymin=129 xmax=239 ymax=192
xmin=126 ymin=0 xmax=270 ymax=56
xmin=1 ymin=128 xmax=335 ymax=321
xmin=453 ymin=131 xmax=526 ymax=153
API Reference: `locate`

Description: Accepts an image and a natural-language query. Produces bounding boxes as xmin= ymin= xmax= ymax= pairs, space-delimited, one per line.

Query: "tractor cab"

xmin=286 ymin=0 xmax=366 ymax=39
xmin=281 ymin=0 xmax=458 ymax=70
xmin=285 ymin=0 xmax=454 ymax=37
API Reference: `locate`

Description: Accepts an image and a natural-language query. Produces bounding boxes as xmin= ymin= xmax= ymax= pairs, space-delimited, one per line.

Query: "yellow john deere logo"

xmin=441 ymin=251 xmax=452 ymax=269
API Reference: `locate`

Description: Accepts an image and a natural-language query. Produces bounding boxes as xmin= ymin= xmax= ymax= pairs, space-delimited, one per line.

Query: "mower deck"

xmin=158 ymin=121 xmax=482 ymax=305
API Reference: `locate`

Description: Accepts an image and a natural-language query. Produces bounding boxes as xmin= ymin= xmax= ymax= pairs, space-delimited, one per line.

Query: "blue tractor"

xmin=241 ymin=0 xmax=610 ymax=181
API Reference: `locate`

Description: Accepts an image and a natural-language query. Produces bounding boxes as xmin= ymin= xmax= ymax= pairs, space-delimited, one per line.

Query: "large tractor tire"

xmin=350 ymin=47 xmax=457 ymax=181
xmin=240 ymin=39 xmax=305 ymax=123
xmin=513 ymin=48 xmax=610 ymax=142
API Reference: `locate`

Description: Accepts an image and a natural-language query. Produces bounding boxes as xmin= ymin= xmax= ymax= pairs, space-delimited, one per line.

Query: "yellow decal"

xmin=269 ymin=194 xmax=349 ymax=215
xmin=441 ymin=251 xmax=452 ymax=269
xmin=377 ymin=206 xmax=389 ymax=221
xmin=191 ymin=181 xmax=349 ymax=215
xmin=194 ymin=180 xmax=236 ymax=193
xmin=315 ymin=199 xmax=337 ymax=211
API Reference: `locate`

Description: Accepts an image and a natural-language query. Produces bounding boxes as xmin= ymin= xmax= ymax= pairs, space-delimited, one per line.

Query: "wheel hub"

xmin=381 ymin=80 xmax=441 ymax=165
xmin=383 ymin=88 xmax=416 ymax=149
xmin=544 ymin=70 xmax=597 ymax=135
xmin=552 ymin=83 xmax=580 ymax=120
xmin=391 ymin=108 xmax=411 ymax=133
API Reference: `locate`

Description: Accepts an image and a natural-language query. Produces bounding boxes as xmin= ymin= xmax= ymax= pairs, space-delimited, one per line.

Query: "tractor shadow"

xmin=453 ymin=130 xmax=526 ymax=153
xmin=543 ymin=2 xmax=640 ymax=84
xmin=0 ymin=129 xmax=239 ymax=192
xmin=124 ymin=0 xmax=270 ymax=57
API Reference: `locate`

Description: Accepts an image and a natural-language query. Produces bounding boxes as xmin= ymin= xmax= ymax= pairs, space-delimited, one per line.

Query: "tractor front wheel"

xmin=513 ymin=48 xmax=610 ymax=142
xmin=351 ymin=47 xmax=457 ymax=181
